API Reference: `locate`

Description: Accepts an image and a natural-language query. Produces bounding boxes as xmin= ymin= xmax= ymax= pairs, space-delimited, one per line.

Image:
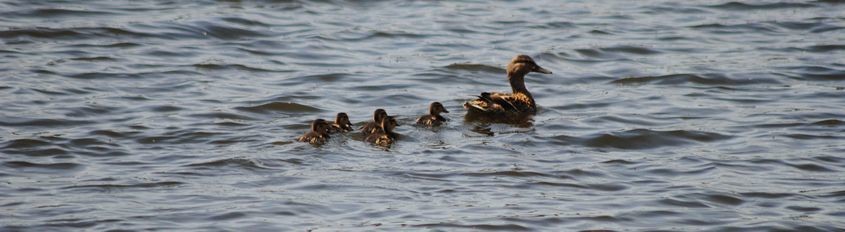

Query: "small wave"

xmin=783 ymin=133 xmax=841 ymax=140
xmin=192 ymin=63 xmax=287 ymax=73
xmin=804 ymin=44 xmax=845 ymax=53
xmin=136 ymin=130 xmax=226 ymax=145
xmin=67 ymin=42 xmax=142 ymax=48
xmin=611 ymin=73 xmax=779 ymax=86
xmin=235 ymin=102 xmax=322 ymax=114
xmin=4 ymin=161 xmax=81 ymax=170
xmin=11 ymin=8 xmax=116 ymax=18
xmin=444 ymin=63 xmax=505 ymax=73
xmin=185 ymin=157 xmax=270 ymax=170
xmin=0 ymin=26 xmax=156 ymax=40
xmin=463 ymin=170 xmax=558 ymax=178
xmin=89 ymin=130 xmax=140 ymax=138
xmin=688 ymin=23 xmax=778 ymax=34
xmin=783 ymin=65 xmax=845 ymax=81
xmin=0 ymin=118 xmax=92 ymax=128
xmin=219 ymin=17 xmax=272 ymax=27
xmin=411 ymin=223 xmax=530 ymax=230
xmin=188 ymin=112 xmax=256 ymax=121
xmin=2 ymin=138 xmax=51 ymax=149
xmin=705 ymin=2 xmax=816 ymax=11
xmin=646 ymin=165 xmax=716 ymax=176
xmin=600 ymin=45 xmax=661 ymax=55
xmin=658 ymin=198 xmax=709 ymax=208
xmin=66 ymin=70 xmax=200 ymax=79
xmin=194 ymin=21 xmax=270 ymax=40
xmin=702 ymin=193 xmax=745 ymax=206
xmin=62 ymin=181 xmax=183 ymax=192
xmin=581 ymin=129 xmax=731 ymax=149
xmin=812 ymin=119 xmax=844 ymax=126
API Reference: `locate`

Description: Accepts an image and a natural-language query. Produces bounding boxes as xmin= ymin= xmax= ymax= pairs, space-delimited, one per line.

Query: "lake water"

xmin=2 ymin=0 xmax=844 ymax=231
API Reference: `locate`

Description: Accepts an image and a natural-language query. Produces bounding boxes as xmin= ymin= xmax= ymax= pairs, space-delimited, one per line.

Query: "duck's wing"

xmin=416 ymin=115 xmax=432 ymax=125
xmin=465 ymin=91 xmax=535 ymax=115
xmin=360 ymin=122 xmax=378 ymax=135
xmin=484 ymin=92 xmax=520 ymax=112
xmin=465 ymin=91 xmax=507 ymax=113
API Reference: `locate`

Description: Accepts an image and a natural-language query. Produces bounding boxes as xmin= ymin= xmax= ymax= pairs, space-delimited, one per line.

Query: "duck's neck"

xmin=509 ymin=73 xmax=535 ymax=103
xmin=428 ymin=109 xmax=438 ymax=117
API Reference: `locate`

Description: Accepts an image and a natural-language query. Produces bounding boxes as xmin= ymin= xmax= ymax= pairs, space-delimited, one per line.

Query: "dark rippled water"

xmin=2 ymin=0 xmax=845 ymax=231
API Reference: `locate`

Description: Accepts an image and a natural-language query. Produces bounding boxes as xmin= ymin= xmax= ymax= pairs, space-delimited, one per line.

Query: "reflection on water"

xmin=2 ymin=0 xmax=845 ymax=230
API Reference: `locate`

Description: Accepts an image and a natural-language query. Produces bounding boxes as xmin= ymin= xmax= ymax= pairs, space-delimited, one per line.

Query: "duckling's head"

xmin=311 ymin=119 xmax=328 ymax=132
xmin=336 ymin=112 xmax=352 ymax=126
xmin=373 ymin=108 xmax=387 ymax=122
xmin=507 ymin=54 xmax=552 ymax=77
xmin=381 ymin=116 xmax=398 ymax=132
xmin=430 ymin=102 xmax=449 ymax=115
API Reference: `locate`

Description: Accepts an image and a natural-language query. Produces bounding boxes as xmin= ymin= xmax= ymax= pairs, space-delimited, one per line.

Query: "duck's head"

xmin=507 ymin=54 xmax=552 ymax=77
xmin=373 ymin=108 xmax=387 ymax=122
xmin=381 ymin=116 xmax=398 ymax=132
xmin=430 ymin=102 xmax=449 ymax=115
xmin=311 ymin=118 xmax=329 ymax=133
xmin=336 ymin=112 xmax=352 ymax=127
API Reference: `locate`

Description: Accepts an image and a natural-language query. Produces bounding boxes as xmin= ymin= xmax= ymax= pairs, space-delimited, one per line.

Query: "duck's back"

xmin=465 ymin=92 xmax=535 ymax=115
xmin=330 ymin=124 xmax=352 ymax=133
xmin=361 ymin=122 xmax=381 ymax=135
xmin=416 ymin=115 xmax=445 ymax=127
xmin=298 ymin=132 xmax=327 ymax=145
xmin=365 ymin=132 xmax=395 ymax=147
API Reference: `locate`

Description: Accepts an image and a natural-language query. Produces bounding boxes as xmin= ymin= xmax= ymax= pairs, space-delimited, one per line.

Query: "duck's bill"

xmin=442 ymin=109 xmax=450 ymax=113
xmin=533 ymin=66 xmax=552 ymax=74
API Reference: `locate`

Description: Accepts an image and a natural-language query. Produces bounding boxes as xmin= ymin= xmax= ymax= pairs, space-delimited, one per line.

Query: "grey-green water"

xmin=2 ymin=0 xmax=845 ymax=231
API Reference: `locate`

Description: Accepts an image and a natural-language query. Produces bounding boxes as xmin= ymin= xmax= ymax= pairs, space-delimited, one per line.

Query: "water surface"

xmin=2 ymin=0 xmax=845 ymax=231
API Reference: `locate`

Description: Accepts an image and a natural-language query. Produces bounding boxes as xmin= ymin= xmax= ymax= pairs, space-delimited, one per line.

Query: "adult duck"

xmin=464 ymin=55 xmax=552 ymax=120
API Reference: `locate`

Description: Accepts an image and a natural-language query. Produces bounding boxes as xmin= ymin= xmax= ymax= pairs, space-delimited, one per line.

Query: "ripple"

xmin=0 ymin=26 xmax=156 ymax=40
xmin=581 ymin=129 xmax=731 ymax=149
xmin=599 ymin=45 xmax=661 ymax=55
xmin=411 ymin=223 xmax=530 ymax=231
xmin=812 ymin=119 xmax=844 ymax=126
xmin=0 ymin=118 xmax=92 ymax=128
xmin=185 ymin=157 xmax=270 ymax=171
xmin=611 ymin=73 xmax=780 ymax=86
xmin=62 ymin=181 xmax=184 ymax=192
xmin=4 ymin=161 xmax=81 ymax=171
xmin=10 ymin=8 xmax=117 ymax=18
xmin=688 ymin=23 xmax=778 ymax=34
xmin=706 ymin=2 xmax=817 ymax=11
xmin=192 ymin=63 xmax=288 ymax=73
xmin=2 ymin=138 xmax=51 ymax=149
xmin=444 ymin=63 xmax=505 ymax=73
xmin=235 ymin=102 xmax=322 ymax=114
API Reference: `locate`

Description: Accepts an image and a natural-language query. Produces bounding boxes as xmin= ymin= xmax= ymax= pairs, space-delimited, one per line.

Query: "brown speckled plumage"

xmin=464 ymin=55 xmax=552 ymax=118
xmin=361 ymin=108 xmax=388 ymax=135
xmin=329 ymin=112 xmax=353 ymax=133
xmin=365 ymin=116 xmax=399 ymax=147
xmin=297 ymin=119 xmax=330 ymax=145
xmin=416 ymin=102 xmax=449 ymax=127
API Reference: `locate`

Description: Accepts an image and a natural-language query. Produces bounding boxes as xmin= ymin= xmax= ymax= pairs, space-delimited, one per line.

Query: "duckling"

xmin=416 ymin=102 xmax=449 ymax=127
xmin=464 ymin=54 xmax=552 ymax=118
xmin=297 ymin=119 xmax=330 ymax=145
xmin=328 ymin=112 xmax=353 ymax=133
xmin=360 ymin=108 xmax=388 ymax=135
xmin=365 ymin=116 xmax=399 ymax=147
